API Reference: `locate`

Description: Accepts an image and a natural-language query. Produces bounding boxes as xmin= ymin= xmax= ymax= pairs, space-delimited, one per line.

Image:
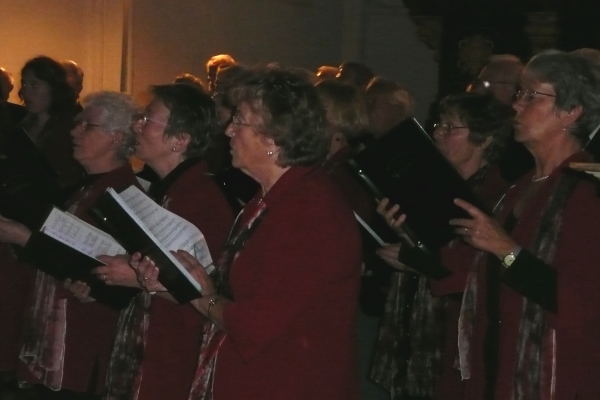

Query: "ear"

xmin=561 ymin=105 xmax=583 ymax=128
xmin=169 ymin=133 xmax=191 ymax=152
xmin=479 ymin=136 xmax=493 ymax=150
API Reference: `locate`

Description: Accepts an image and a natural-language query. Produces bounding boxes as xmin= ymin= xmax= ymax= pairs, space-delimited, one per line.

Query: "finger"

xmin=129 ymin=252 xmax=143 ymax=269
xmin=383 ymin=204 xmax=400 ymax=222
xmin=454 ymin=227 xmax=471 ymax=236
xmin=454 ymin=198 xmax=486 ymax=219
xmin=376 ymin=198 xmax=390 ymax=215
xmin=63 ymin=278 xmax=73 ymax=289
xmin=392 ymin=214 xmax=406 ymax=229
xmin=172 ymin=250 xmax=206 ymax=271
xmin=91 ymin=266 xmax=110 ymax=276
xmin=448 ymin=218 xmax=475 ymax=228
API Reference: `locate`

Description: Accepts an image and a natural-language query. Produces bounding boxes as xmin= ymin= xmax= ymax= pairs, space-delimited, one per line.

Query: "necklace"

xmin=531 ymin=175 xmax=549 ymax=182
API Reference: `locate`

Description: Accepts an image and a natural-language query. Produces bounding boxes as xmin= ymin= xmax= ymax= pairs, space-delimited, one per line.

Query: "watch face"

xmin=503 ymin=253 xmax=516 ymax=267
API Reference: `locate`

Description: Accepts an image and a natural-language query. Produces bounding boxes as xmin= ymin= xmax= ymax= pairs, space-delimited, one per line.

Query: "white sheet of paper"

xmin=116 ymin=186 xmax=214 ymax=271
xmin=41 ymin=207 xmax=126 ymax=258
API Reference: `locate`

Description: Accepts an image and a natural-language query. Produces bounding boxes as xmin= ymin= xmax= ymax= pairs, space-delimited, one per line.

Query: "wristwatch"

xmin=501 ymin=247 xmax=522 ymax=268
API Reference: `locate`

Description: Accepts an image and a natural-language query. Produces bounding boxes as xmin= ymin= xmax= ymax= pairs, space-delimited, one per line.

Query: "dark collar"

xmin=148 ymin=157 xmax=204 ymax=202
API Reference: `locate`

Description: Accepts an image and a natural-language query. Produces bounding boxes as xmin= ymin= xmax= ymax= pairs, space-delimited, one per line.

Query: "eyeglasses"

xmin=73 ymin=119 xmax=103 ymax=132
xmin=433 ymin=122 xmax=468 ymax=136
xmin=230 ymin=112 xmax=254 ymax=128
xmin=467 ymin=79 xmax=516 ymax=92
xmin=138 ymin=114 xmax=168 ymax=127
xmin=514 ymin=89 xmax=557 ymax=103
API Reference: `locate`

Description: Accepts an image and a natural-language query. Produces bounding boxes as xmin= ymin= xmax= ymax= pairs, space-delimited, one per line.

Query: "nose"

xmin=71 ymin=122 xmax=83 ymax=138
xmin=132 ymin=119 xmax=144 ymax=135
xmin=512 ymin=96 xmax=524 ymax=113
xmin=224 ymin=123 xmax=236 ymax=138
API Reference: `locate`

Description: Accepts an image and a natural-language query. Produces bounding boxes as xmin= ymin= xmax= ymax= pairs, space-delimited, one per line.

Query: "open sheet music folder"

xmin=346 ymin=118 xmax=487 ymax=251
xmin=23 ymin=207 xmax=138 ymax=310
xmin=91 ymin=186 xmax=211 ymax=304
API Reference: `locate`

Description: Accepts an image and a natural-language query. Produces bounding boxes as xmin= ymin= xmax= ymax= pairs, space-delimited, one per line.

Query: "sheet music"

xmin=41 ymin=207 xmax=126 ymax=258
xmin=115 ymin=186 xmax=214 ymax=271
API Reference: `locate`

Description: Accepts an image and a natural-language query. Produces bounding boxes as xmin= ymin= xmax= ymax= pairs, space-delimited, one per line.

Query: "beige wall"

xmin=1 ymin=0 xmax=123 ymax=103
xmin=1 ymin=0 xmax=437 ymax=121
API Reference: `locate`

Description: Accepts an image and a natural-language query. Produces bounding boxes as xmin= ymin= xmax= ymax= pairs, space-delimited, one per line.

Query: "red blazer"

xmin=463 ymin=152 xmax=600 ymax=400
xmin=18 ymin=164 xmax=141 ymax=393
xmin=431 ymin=165 xmax=510 ymax=400
xmin=136 ymin=160 xmax=234 ymax=400
xmin=214 ymin=166 xmax=362 ymax=400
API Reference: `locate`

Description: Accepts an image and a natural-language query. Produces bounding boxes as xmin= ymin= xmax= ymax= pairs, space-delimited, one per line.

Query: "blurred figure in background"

xmin=468 ymin=54 xmax=533 ymax=182
xmin=337 ymin=61 xmax=375 ymax=89
xmin=173 ymin=73 xmax=206 ymax=93
xmin=206 ymin=54 xmax=236 ymax=93
xmin=365 ymin=77 xmax=415 ymax=140
xmin=0 ymin=67 xmax=27 ymax=127
xmin=61 ymin=60 xmax=84 ymax=112
xmin=316 ymin=65 xmax=339 ymax=82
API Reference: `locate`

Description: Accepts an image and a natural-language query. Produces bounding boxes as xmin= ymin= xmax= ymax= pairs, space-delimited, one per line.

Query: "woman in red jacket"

xmin=372 ymin=92 xmax=513 ymax=400
xmin=450 ymin=50 xmax=600 ymax=400
xmin=0 ymin=91 xmax=141 ymax=398
xmin=137 ymin=66 xmax=362 ymax=400
xmin=94 ymin=83 xmax=234 ymax=400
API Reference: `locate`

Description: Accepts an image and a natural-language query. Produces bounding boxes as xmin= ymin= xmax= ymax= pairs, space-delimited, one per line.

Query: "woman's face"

xmin=513 ymin=70 xmax=564 ymax=146
xmin=134 ymin=98 xmax=174 ymax=165
xmin=20 ymin=69 xmax=52 ymax=115
xmin=433 ymin=113 xmax=482 ymax=171
xmin=224 ymin=102 xmax=273 ymax=176
xmin=71 ymin=105 xmax=117 ymax=171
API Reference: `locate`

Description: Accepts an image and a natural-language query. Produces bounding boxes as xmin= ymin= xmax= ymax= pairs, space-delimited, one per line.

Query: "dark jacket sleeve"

xmin=501 ymin=249 xmax=557 ymax=313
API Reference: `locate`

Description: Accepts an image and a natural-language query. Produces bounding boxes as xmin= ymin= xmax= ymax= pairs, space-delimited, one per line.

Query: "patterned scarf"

xmin=18 ymin=183 xmax=97 ymax=391
xmin=458 ymin=173 xmax=580 ymax=399
xmin=103 ymin=293 xmax=151 ymax=400
xmin=188 ymin=198 xmax=268 ymax=400
xmin=18 ymin=271 xmax=67 ymax=391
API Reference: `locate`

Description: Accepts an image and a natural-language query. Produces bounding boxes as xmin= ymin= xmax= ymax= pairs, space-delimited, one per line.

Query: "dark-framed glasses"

xmin=514 ymin=89 xmax=556 ymax=103
xmin=433 ymin=122 xmax=468 ymax=136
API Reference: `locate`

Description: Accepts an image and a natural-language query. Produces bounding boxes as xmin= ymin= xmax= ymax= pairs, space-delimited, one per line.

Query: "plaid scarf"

xmin=188 ymin=198 xmax=268 ymax=400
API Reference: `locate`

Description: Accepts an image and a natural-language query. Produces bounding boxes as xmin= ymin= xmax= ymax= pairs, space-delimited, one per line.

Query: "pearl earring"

xmin=172 ymin=147 xmax=177 ymax=152
xmin=267 ymin=150 xmax=274 ymax=156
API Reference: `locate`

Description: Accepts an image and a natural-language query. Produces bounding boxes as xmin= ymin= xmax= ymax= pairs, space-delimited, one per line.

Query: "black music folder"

xmin=0 ymin=128 xmax=61 ymax=229
xmin=22 ymin=207 xmax=138 ymax=310
xmin=91 ymin=187 xmax=208 ymax=304
xmin=347 ymin=118 xmax=486 ymax=251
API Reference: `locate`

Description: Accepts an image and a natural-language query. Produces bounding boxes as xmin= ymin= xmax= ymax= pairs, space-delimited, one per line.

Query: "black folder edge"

xmin=91 ymin=188 xmax=202 ymax=304
xmin=24 ymin=231 xmax=138 ymax=310
xmin=347 ymin=118 xmax=489 ymax=246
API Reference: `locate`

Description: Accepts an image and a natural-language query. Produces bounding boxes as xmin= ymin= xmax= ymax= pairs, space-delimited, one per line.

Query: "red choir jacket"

xmin=431 ymin=165 xmax=510 ymax=400
xmin=136 ymin=160 xmax=234 ymax=400
xmin=214 ymin=166 xmax=362 ymax=400
xmin=462 ymin=152 xmax=600 ymax=400
xmin=18 ymin=164 xmax=140 ymax=393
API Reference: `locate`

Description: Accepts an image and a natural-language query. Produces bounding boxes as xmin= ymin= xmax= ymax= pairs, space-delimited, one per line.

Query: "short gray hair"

xmin=526 ymin=49 xmax=600 ymax=143
xmin=81 ymin=91 xmax=140 ymax=160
